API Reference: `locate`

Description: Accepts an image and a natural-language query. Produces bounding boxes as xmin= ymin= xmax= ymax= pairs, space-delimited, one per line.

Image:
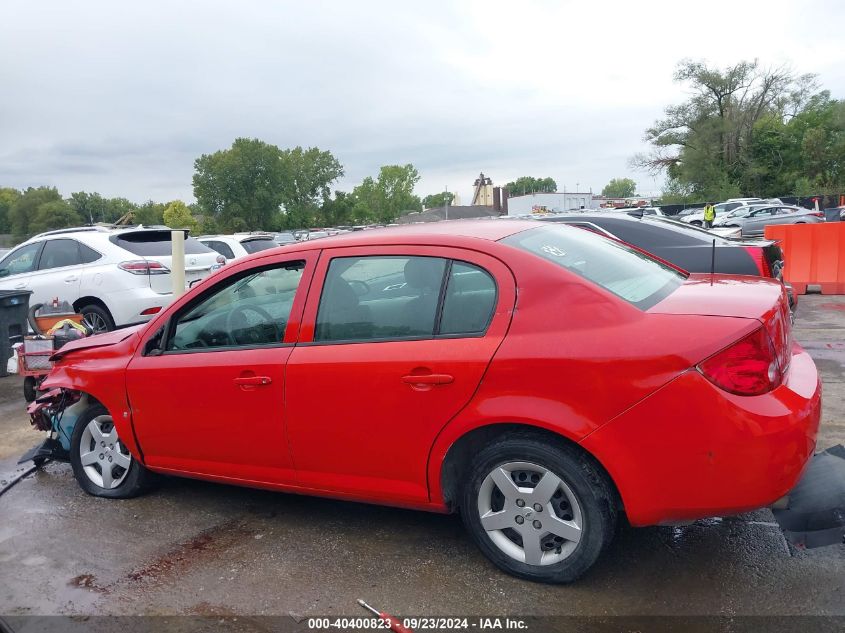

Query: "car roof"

xmin=244 ymin=220 xmax=539 ymax=255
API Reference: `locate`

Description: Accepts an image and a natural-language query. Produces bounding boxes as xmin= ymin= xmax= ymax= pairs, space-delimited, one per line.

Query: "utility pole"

xmin=444 ymin=186 xmax=449 ymax=221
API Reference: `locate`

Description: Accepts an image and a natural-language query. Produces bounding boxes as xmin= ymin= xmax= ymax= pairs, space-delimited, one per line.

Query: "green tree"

xmin=422 ymin=191 xmax=455 ymax=209
xmin=632 ymin=59 xmax=838 ymax=200
xmin=317 ymin=190 xmax=355 ymax=227
xmin=279 ymin=147 xmax=344 ymax=229
xmin=601 ymin=178 xmax=637 ymax=197
xmin=193 ymin=138 xmax=290 ymax=231
xmin=163 ymin=200 xmax=200 ymax=233
xmin=135 ymin=200 xmax=166 ymax=226
xmin=0 ymin=188 xmax=21 ymax=234
xmin=352 ymin=164 xmax=422 ymax=223
xmin=29 ymin=199 xmax=81 ymax=234
xmin=9 ymin=186 xmax=64 ymax=239
xmin=504 ymin=176 xmax=557 ymax=196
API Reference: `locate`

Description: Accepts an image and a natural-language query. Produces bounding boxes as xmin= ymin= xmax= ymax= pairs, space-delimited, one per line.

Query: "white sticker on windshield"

xmin=540 ymin=244 xmax=567 ymax=257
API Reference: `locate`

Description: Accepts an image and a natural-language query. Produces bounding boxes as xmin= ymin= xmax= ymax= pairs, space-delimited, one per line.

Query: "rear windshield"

xmin=241 ymin=238 xmax=278 ymax=254
xmin=111 ymin=232 xmax=213 ymax=256
xmin=501 ymin=224 xmax=686 ymax=309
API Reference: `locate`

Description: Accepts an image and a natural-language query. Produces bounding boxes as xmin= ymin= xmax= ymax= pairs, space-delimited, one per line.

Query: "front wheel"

xmin=69 ymin=403 xmax=155 ymax=498
xmin=461 ymin=435 xmax=617 ymax=583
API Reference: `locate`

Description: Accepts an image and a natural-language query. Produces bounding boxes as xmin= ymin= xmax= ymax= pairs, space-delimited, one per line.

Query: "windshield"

xmin=501 ymin=224 xmax=686 ymax=310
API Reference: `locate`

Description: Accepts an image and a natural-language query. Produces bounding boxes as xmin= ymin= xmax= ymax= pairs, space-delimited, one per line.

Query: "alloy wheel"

xmin=82 ymin=312 xmax=109 ymax=334
xmin=477 ymin=461 xmax=583 ymax=566
xmin=78 ymin=415 xmax=132 ymax=489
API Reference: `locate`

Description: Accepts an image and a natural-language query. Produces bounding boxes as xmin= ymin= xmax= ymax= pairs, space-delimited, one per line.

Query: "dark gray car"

xmin=715 ymin=204 xmax=825 ymax=237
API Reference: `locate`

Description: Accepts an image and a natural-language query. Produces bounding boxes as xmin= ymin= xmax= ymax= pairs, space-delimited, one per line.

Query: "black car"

xmin=537 ymin=212 xmax=794 ymax=308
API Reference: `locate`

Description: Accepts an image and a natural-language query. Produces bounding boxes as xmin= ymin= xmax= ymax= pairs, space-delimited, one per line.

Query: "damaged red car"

xmin=28 ymin=220 xmax=822 ymax=583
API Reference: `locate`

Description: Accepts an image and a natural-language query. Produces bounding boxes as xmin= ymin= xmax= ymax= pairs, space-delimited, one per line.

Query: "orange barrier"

xmin=764 ymin=223 xmax=845 ymax=294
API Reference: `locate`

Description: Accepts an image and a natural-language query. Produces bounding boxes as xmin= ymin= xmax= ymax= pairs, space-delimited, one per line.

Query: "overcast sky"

xmin=2 ymin=0 xmax=844 ymax=204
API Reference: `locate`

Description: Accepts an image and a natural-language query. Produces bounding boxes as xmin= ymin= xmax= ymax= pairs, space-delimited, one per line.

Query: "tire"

xmin=79 ymin=304 xmax=115 ymax=334
xmin=460 ymin=433 xmax=617 ymax=584
xmin=690 ymin=220 xmax=702 ymax=227
xmin=69 ymin=403 xmax=155 ymax=498
xmin=23 ymin=377 xmax=37 ymax=403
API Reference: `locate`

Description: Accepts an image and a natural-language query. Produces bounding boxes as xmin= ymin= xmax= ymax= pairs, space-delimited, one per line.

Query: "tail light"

xmin=698 ymin=327 xmax=783 ymax=396
xmin=809 ymin=211 xmax=824 ymax=218
xmin=743 ymin=246 xmax=773 ymax=277
xmin=119 ymin=260 xmax=170 ymax=275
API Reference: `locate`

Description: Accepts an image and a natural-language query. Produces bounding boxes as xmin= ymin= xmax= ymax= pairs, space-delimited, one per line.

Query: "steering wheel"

xmin=224 ymin=304 xmax=281 ymax=345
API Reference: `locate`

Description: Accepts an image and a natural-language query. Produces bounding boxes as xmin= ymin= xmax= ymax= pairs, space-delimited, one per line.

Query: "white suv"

xmin=198 ymin=233 xmax=279 ymax=262
xmin=0 ymin=226 xmax=223 ymax=332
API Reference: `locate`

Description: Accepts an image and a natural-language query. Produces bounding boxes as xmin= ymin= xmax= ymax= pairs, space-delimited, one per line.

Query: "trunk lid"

xmin=650 ymin=273 xmax=792 ymax=374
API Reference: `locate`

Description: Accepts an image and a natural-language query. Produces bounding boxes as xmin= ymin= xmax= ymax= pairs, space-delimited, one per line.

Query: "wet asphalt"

xmin=0 ymin=296 xmax=843 ymax=619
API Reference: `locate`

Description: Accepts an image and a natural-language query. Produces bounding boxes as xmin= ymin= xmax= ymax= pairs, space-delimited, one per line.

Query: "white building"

xmin=506 ymin=192 xmax=599 ymax=215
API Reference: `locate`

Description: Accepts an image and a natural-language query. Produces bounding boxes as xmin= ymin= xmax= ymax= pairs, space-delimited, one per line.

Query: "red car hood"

xmin=50 ymin=324 xmax=145 ymax=361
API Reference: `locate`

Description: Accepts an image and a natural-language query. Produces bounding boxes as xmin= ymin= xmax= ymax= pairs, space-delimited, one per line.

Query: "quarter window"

xmin=315 ymin=256 xmax=447 ymax=342
xmin=439 ymin=262 xmax=497 ymax=335
xmin=167 ymin=262 xmax=305 ymax=351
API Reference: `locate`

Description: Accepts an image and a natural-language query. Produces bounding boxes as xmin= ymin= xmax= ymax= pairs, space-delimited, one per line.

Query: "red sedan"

xmin=35 ymin=220 xmax=820 ymax=583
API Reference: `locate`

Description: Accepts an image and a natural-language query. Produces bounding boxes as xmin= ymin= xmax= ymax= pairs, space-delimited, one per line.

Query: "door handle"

xmin=64 ymin=275 xmax=78 ymax=282
xmin=14 ymin=282 xmax=26 ymax=289
xmin=233 ymin=376 xmax=272 ymax=386
xmin=401 ymin=373 xmax=454 ymax=386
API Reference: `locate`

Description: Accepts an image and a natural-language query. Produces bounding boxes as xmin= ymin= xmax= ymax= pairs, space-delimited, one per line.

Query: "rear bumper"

xmin=581 ymin=345 xmax=821 ymax=526
xmin=105 ymin=286 xmax=174 ymax=326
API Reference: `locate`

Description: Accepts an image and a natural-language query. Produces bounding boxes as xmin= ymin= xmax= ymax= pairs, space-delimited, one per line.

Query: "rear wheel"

xmin=80 ymin=304 xmax=115 ymax=334
xmin=460 ymin=434 xmax=617 ymax=583
xmin=69 ymin=403 xmax=155 ymax=498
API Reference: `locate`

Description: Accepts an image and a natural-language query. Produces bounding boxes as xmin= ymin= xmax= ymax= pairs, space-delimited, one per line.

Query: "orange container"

xmin=34 ymin=313 xmax=85 ymax=333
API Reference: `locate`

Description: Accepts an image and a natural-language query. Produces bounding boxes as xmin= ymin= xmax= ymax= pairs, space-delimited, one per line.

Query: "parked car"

xmin=682 ymin=199 xmax=783 ymax=226
xmin=537 ymin=213 xmax=794 ymax=308
xmin=0 ymin=226 xmax=223 ymax=332
xmin=713 ymin=204 xmax=825 ymax=236
xmin=198 ymin=233 xmax=279 ymax=262
xmin=272 ymin=232 xmax=298 ymax=246
xmin=36 ymin=220 xmax=819 ymax=583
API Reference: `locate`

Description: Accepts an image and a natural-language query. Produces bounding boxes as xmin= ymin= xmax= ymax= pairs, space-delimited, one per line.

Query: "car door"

xmin=743 ymin=207 xmax=775 ymax=236
xmin=285 ymin=246 xmax=516 ymax=504
xmin=125 ymin=253 xmax=316 ymax=483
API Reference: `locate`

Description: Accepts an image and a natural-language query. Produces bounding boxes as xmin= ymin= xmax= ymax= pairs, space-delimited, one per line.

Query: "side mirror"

xmin=0 ymin=269 xmax=8 ymax=278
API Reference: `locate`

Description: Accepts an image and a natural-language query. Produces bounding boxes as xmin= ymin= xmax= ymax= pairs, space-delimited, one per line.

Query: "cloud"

xmin=1 ymin=0 xmax=843 ymax=203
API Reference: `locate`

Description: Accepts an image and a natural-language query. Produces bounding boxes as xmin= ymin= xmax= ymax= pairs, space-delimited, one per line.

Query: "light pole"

xmin=445 ymin=186 xmax=449 ymax=221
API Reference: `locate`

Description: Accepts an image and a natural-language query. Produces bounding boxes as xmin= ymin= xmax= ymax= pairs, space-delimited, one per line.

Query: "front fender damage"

xmin=19 ymin=388 xmax=90 ymax=464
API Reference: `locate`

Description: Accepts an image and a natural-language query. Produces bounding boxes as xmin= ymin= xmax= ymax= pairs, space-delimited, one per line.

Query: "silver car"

xmin=714 ymin=204 xmax=825 ymax=237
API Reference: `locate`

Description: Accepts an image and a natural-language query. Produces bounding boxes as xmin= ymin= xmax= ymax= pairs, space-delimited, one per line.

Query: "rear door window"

xmin=38 ymin=239 xmax=82 ymax=270
xmin=204 ymin=240 xmax=236 ymax=260
xmin=314 ymin=256 xmax=448 ymax=342
xmin=502 ymin=224 xmax=685 ymax=309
